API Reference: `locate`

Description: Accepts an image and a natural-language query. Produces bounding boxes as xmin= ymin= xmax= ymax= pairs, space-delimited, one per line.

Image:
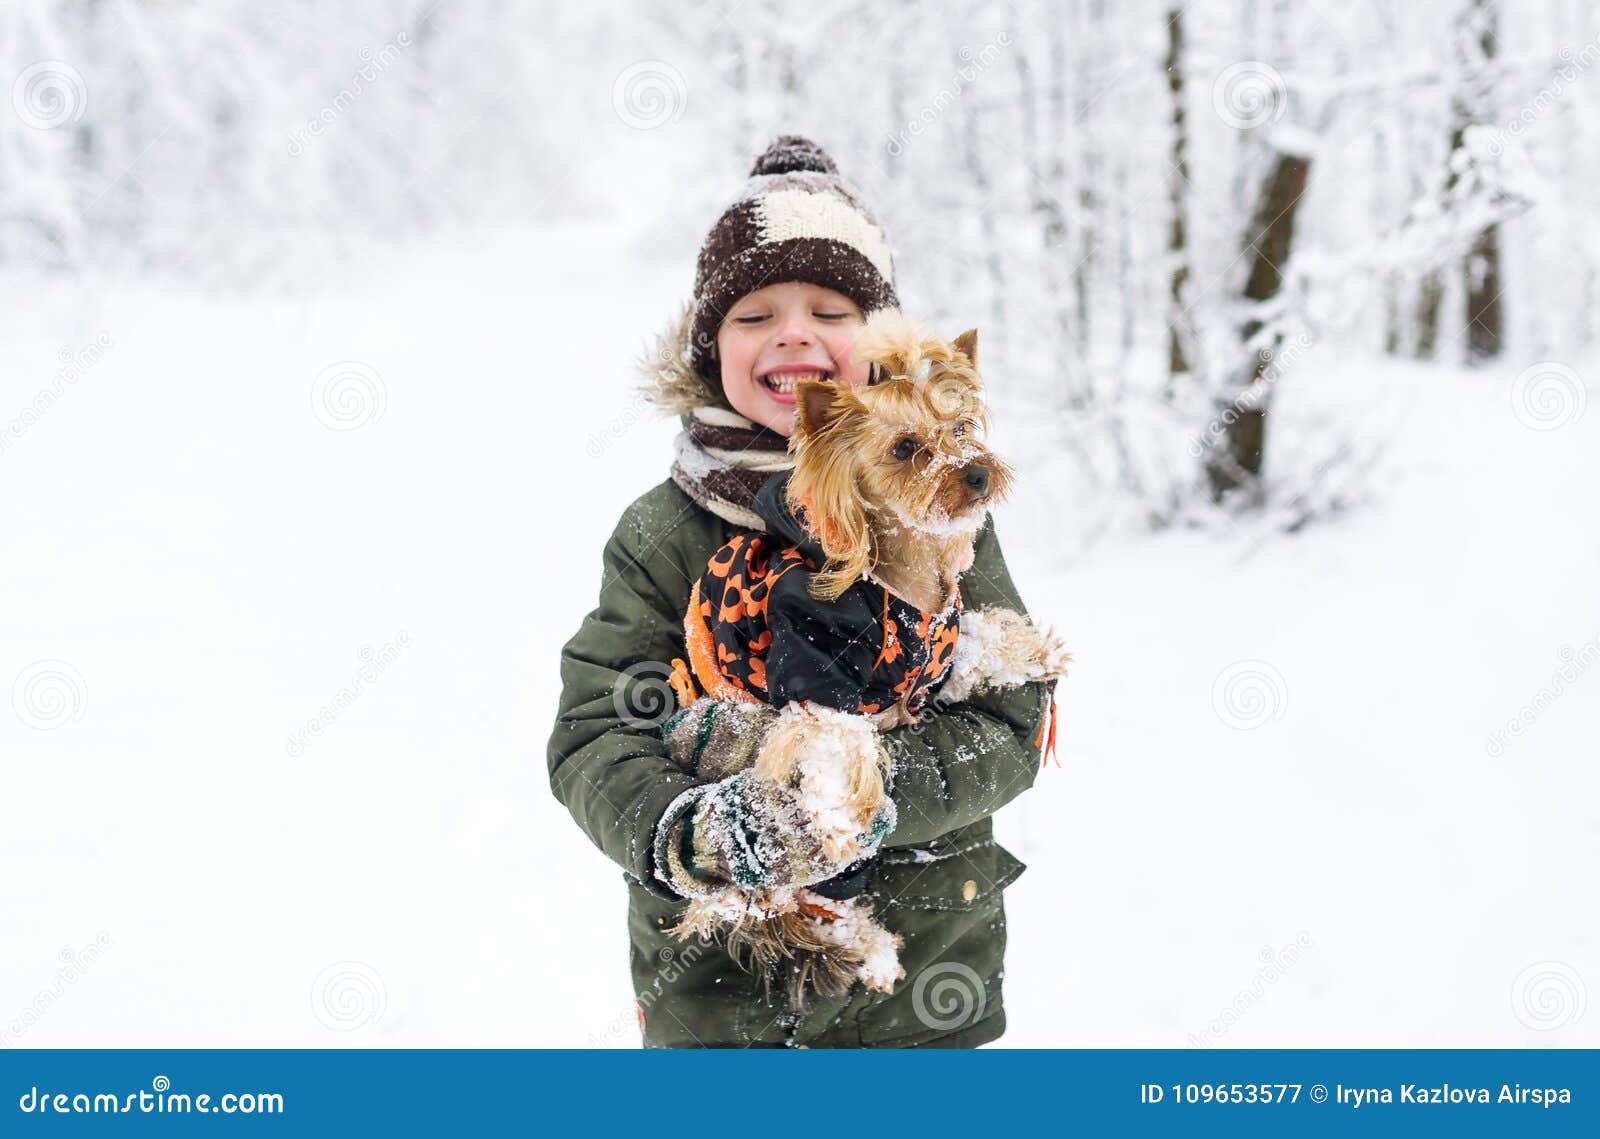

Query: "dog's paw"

xmin=850 ymin=910 xmax=905 ymax=994
xmin=871 ymin=702 xmax=920 ymax=731
xmin=1028 ymin=626 xmax=1073 ymax=682
xmin=950 ymin=608 xmax=1071 ymax=693
xmin=755 ymin=703 xmax=889 ymax=851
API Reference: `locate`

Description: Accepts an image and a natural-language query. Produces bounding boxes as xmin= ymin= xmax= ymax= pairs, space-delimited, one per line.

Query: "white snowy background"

xmin=1 ymin=0 xmax=1595 ymax=1047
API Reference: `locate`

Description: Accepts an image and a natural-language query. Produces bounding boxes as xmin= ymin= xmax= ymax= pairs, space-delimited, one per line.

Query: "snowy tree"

xmin=4 ymin=0 xmax=1596 ymax=533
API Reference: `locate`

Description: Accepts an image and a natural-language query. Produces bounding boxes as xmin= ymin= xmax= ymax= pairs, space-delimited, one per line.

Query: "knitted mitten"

xmin=660 ymin=698 xmax=777 ymax=782
xmin=653 ymin=770 xmax=894 ymax=899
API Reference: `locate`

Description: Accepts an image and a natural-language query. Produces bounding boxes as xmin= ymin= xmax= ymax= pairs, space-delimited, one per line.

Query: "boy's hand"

xmin=654 ymin=769 xmax=894 ymax=899
xmin=660 ymin=697 xmax=778 ymax=782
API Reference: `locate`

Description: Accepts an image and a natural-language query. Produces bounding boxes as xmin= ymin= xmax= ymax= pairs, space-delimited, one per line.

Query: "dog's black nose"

xmin=964 ymin=464 xmax=989 ymax=495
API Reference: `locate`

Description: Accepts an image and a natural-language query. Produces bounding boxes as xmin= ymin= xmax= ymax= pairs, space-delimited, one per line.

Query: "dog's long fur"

xmin=671 ymin=884 xmax=901 ymax=1005
xmin=788 ymin=315 xmax=1010 ymax=606
xmin=668 ymin=310 xmax=1070 ymax=1006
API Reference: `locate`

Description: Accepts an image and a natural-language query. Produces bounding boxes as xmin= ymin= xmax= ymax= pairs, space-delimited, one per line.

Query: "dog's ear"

xmin=788 ymin=382 xmax=872 ymax=601
xmin=794 ymin=380 xmax=858 ymax=438
xmin=953 ymin=328 xmax=978 ymax=367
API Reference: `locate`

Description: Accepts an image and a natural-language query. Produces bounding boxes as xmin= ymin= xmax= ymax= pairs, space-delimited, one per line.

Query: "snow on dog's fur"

xmin=666 ymin=310 xmax=1070 ymax=1005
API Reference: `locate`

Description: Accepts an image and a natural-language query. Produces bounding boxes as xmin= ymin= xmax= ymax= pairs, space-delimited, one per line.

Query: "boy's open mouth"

xmin=758 ymin=365 xmax=833 ymax=402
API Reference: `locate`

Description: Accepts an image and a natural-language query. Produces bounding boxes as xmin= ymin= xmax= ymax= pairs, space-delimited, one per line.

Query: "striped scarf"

xmin=669 ymin=407 xmax=793 ymax=531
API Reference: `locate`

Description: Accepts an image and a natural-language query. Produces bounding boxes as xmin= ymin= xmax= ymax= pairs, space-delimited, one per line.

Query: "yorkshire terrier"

xmin=663 ymin=310 xmax=1071 ymax=1005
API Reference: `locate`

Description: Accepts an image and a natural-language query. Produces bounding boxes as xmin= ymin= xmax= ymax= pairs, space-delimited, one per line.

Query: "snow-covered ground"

xmin=2 ymin=223 xmax=1595 ymax=1048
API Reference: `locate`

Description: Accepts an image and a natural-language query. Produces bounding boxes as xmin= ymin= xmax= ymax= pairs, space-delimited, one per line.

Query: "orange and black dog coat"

xmin=672 ymin=470 xmax=961 ymax=716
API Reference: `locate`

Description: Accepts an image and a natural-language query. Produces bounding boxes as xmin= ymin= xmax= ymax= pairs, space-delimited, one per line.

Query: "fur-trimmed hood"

xmin=640 ymin=304 xmax=725 ymax=417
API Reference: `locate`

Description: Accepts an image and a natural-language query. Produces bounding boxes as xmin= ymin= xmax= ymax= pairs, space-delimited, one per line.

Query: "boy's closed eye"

xmin=733 ymin=310 xmax=853 ymax=325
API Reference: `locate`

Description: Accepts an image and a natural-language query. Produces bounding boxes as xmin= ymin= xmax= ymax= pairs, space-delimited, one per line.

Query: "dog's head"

xmin=787 ymin=310 xmax=1012 ymax=599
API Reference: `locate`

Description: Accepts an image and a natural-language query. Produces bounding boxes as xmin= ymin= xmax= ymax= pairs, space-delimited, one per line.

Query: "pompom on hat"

xmin=688 ymin=136 xmax=899 ymax=390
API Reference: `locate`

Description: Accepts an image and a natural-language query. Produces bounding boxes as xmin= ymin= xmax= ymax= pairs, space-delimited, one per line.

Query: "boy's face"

xmin=716 ymin=282 xmax=873 ymax=436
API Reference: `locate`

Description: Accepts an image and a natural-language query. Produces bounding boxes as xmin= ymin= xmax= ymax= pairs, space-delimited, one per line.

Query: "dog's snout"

xmin=963 ymin=464 xmax=990 ymax=495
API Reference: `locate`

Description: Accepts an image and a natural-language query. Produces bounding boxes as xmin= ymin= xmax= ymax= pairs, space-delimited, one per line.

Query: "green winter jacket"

xmin=548 ymin=476 xmax=1050 ymax=1048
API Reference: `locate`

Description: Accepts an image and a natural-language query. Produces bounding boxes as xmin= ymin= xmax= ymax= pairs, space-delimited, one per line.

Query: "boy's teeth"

xmin=762 ymin=370 xmax=827 ymax=392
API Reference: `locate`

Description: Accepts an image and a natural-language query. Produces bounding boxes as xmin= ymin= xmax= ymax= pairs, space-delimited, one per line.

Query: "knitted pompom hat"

xmin=688 ymin=136 xmax=899 ymax=389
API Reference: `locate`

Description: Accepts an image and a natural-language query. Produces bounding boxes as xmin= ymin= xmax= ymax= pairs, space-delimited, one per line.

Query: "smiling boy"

xmin=547 ymin=136 xmax=1051 ymax=1048
xmin=712 ymin=281 xmax=871 ymax=432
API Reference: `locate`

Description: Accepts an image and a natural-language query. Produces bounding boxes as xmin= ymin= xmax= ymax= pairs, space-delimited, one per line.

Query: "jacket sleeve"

xmin=880 ymin=517 xmax=1052 ymax=847
xmin=547 ymin=501 xmax=705 ymax=901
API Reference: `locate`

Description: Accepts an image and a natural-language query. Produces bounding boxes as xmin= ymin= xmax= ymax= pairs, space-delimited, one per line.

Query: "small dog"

xmin=663 ymin=310 xmax=1071 ymax=1004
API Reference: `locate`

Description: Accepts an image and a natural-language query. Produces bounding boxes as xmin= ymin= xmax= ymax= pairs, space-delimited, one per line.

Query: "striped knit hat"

xmin=689 ymin=136 xmax=899 ymax=388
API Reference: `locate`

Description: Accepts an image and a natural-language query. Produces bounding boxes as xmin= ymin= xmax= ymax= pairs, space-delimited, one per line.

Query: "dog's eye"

xmin=892 ymin=437 xmax=919 ymax=462
xmin=954 ymin=419 xmax=972 ymax=437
